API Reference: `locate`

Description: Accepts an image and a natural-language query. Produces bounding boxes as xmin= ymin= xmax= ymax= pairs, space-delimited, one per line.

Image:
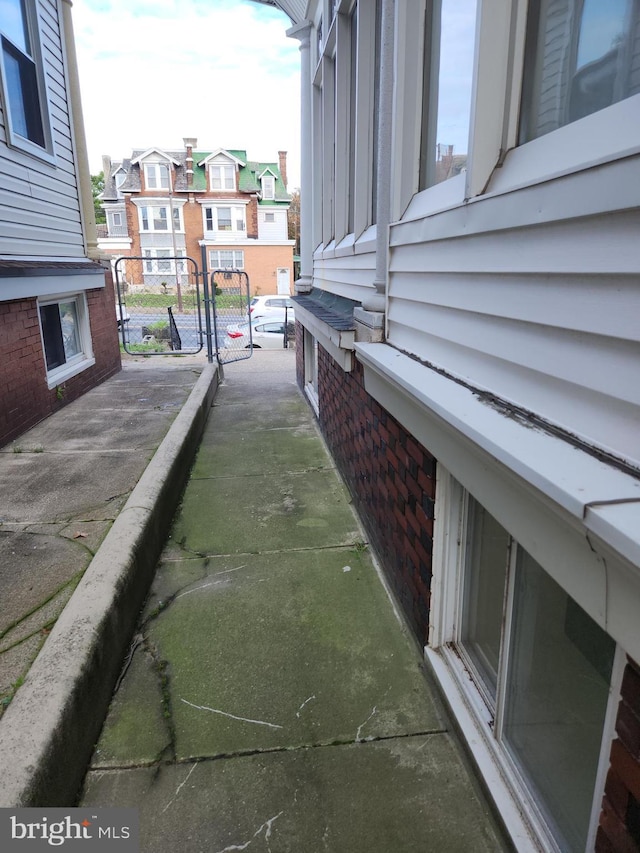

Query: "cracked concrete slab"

xmin=171 ymin=469 xmax=361 ymax=556
xmin=0 ymin=360 xmax=207 ymax=721
xmin=82 ymin=736 xmax=508 ymax=853
xmin=92 ymin=549 xmax=443 ymax=763
xmin=0 ymin=529 xmax=90 ymax=634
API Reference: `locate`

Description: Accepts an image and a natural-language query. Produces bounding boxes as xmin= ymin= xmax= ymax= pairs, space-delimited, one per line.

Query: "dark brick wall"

xmin=0 ymin=269 xmax=121 ymax=448
xmin=598 ymin=657 xmax=640 ymax=852
xmin=311 ymin=341 xmax=435 ymax=645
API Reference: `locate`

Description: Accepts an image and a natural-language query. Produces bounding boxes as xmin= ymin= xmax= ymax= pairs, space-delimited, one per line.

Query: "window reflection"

xmin=422 ymin=0 xmax=477 ymax=188
xmin=520 ymin=0 xmax=639 ymax=143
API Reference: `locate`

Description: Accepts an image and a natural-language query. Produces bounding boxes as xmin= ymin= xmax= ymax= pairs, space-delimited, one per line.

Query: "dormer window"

xmin=209 ymin=161 xmax=236 ymax=191
xmin=114 ymin=170 xmax=126 ymax=189
xmin=144 ymin=162 xmax=170 ymax=190
xmin=261 ymin=175 xmax=275 ymax=200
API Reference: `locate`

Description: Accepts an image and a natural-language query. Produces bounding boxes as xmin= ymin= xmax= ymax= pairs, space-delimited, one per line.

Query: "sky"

xmin=72 ymin=0 xmax=301 ymax=187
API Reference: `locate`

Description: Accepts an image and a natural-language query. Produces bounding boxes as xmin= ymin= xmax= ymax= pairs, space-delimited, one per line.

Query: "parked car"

xmin=226 ymin=316 xmax=294 ymax=349
xmin=115 ymin=302 xmax=130 ymax=327
xmin=248 ymin=295 xmax=295 ymax=320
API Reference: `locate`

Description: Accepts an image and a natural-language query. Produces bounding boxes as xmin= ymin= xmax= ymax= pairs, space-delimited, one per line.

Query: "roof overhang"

xmin=248 ymin=0 xmax=307 ymax=26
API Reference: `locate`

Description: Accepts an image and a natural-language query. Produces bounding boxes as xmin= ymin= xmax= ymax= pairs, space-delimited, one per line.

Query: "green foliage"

xmin=91 ymin=171 xmax=106 ymax=224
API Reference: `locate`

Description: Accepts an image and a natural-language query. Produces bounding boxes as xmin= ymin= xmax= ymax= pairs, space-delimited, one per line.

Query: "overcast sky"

xmin=72 ymin=0 xmax=301 ymax=187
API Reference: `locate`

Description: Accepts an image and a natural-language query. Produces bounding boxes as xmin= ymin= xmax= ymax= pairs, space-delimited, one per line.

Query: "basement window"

xmin=38 ymin=294 xmax=94 ymax=387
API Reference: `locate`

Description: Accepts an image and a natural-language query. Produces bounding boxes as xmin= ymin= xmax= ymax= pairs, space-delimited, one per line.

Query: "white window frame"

xmin=143 ymin=162 xmax=170 ymax=190
xmin=401 ymin=0 xmax=640 ymax=224
xmin=209 ymin=249 xmax=245 ymax=270
xmin=111 ymin=212 xmax=122 ymax=227
xmin=138 ymin=204 xmax=182 ymax=233
xmin=208 ymin=161 xmax=236 ymax=192
xmin=264 ymin=211 xmax=276 ymax=223
xmin=37 ymin=292 xmax=95 ymax=388
xmin=143 ymin=249 xmax=186 ymax=275
xmin=0 ymin=0 xmax=54 ymax=161
xmin=303 ymin=328 xmax=319 ymax=415
xmin=203 ymin=205 xmax=246 ymax=234
xmin=427 ymin=469 xmax=627 ymax=853
xmin=261 ymin=174 xmax=276 ymax=200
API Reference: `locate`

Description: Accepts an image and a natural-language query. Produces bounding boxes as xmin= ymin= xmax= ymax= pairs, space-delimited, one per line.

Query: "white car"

xmin=226 ymin=316 xmax=294 ymax=349
xmin=115 ymin=302 xmax=130 ymax=327
xmin=248 ymin=295 xmax=295 ymax=321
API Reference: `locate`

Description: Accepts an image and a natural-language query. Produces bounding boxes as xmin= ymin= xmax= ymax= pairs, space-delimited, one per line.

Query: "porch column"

xmin=287 ymin=21 xmax=313 ymax=294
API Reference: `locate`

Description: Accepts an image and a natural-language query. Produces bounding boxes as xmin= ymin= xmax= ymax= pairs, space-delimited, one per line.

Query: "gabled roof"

xmin=101 ymin=146 xmax=290 ymax=202
xmin=130 ymin=148 xmax=180 ymax=166
xmin=197 ymin=148 xmax=246 ymax=168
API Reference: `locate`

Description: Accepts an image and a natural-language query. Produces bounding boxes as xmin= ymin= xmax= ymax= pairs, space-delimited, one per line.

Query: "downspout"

xmin=286 ymin=21 xmax=313 ymax=294
xmin=60 ymin=0 xmax=99 ymax=260
xmin=354 ymin=0 xmax=394 ymax=339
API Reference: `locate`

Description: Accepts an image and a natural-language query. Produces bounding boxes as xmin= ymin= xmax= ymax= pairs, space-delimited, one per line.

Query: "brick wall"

xmin=0 ymin=270 xmax=121 ymax=448
xmin=312 ymin=341 xmax=435 ymax=645
xmin=598 ymin=657 xmax=640 ymax=852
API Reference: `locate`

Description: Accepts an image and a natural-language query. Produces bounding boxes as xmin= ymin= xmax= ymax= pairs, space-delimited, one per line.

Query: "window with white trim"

xmin=209 ymin=161 xmax=236 ymax=191
xmin=519 ymin=0 xmax=640 ymax=143
xmin=38 ymin=294 xmax=93 ymax=384
xmin=143 ymin=162 xmax=170 ymax=190
xmin=420 ymin=0 xmax=477 ymax=189
xmin=264 ymin=211 xmax=275 ymax=223
xmin=261 ymin=175 xmax=276 ymax=199
xmin=209 ymin=250 xmax=244 ymax=270
xmin=143 ymin=249 xmax=186 ymax=275
xmin=203 ymin=206 xmax=246 ymax=233
xmin=0 ymin=0 xmax=52 ymax=157
xmin=139 ymin=205 xmax=181 ymax=232
xmin=440 ymin=485 xmax=616 ymax=853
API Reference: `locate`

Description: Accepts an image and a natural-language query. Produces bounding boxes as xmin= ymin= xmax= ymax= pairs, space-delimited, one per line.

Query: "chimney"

xmin=184 ymin=137 xmax=197 ymax=188
xmin=102 ymin=154 xmax=112 ymax=179
xmin=278 ymin=150 xmax=288 ymax=190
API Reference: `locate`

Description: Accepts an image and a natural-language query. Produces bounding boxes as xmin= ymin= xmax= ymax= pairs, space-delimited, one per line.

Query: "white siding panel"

xmin=0 ymin=0 xmax=83 ymax=258
xmin=388 ymin=197 xmax=640 ymax=470
xmin=314 ymin=249 xmax=377 ymax=300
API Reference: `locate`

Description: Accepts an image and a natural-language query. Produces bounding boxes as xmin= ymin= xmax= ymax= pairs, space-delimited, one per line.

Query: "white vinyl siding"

xmin=257 ymin=208 xmax=289 ymax=241
xmin=0 ymin=0 xmax=83 ymax=258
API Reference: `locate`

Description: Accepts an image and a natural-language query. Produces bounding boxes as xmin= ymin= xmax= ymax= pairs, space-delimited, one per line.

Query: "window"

xmin=420 ymin=0 xmax=478 ymax=188
xmin=143 ymin=249 xmax=186 ymax=275
xmin=203 ymin=206 xmax=246 ymax=233
xmin=112 ymin=212 xmax=122 ymax=227
xmin=261 ymin=175 xmax=276 ymax=199
xmin=264 ymin=211 xmax=275 ymax=223
xmin=38 ymin=294 xmax=93 ymax=384
xmin=209 ymin=161 xmax=235 ymax=191
xmin=519 ymin=0 xmax=640 ymax=144
xmin=0 ymin=0 xmax=51 ymax=156
xmin=448 ymin=490 xmax=616 ymax=852
xmin=143 ymin=163 xmax=170 ymax=190
xmin=209 ymin=250 xmax=244 ymax=270
xmin=139 ymin=205 xmax=181 ymax=232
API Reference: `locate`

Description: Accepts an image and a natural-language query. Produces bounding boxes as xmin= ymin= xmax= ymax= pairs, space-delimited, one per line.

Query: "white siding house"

xmin=263 ymin=1 xmax=640 ymax=851
xmin=0 ymin=0 xmax=120 ymax=447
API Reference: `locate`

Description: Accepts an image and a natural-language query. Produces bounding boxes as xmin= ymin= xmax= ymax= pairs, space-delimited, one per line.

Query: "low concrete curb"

xmin=0 ymin=362 xmax=220 ymax=807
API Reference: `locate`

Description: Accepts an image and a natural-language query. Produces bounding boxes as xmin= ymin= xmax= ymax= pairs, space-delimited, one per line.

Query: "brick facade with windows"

xmin=0 ymin=272 xmax=121 ymax=449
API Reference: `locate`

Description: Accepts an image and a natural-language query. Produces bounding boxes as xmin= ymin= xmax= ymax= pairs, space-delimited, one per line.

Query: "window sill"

xmin=46 ymin=356 xmax=95 ymax=390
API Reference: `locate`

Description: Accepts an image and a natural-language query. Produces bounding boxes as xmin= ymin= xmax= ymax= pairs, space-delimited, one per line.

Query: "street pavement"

xmin=78 ymin=350 xmax=510 ymax=852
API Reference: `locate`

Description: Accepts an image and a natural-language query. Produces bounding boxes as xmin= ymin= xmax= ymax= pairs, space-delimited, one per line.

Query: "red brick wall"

xmin=0 ymin=269 xmax=121 ymax=448
xmin=310 ymin=341 xmax=435 ymax=644
xmin=598 ymin=657 xmax=640 ymax=852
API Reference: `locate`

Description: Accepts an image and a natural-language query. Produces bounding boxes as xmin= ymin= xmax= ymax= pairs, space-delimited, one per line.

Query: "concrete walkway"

xmin=80 ymin=350 xmax=509 ymax=853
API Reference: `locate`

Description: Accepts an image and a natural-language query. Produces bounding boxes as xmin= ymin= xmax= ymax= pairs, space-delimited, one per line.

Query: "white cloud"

xmin=72 ymin=0 xmax=301 ymax=187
